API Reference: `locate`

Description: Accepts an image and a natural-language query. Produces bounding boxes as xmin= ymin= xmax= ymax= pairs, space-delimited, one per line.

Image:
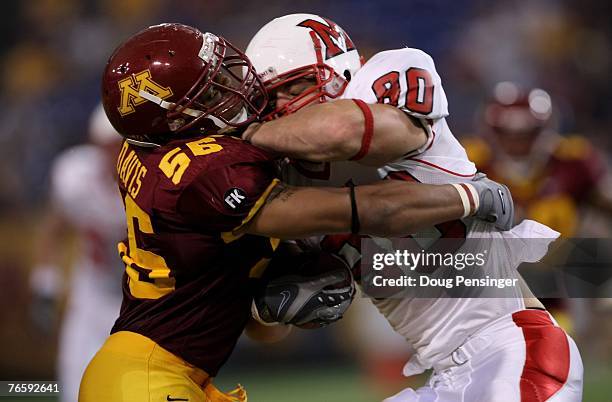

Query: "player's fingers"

xmin=242 ymin=122 xmax=262 ymax=142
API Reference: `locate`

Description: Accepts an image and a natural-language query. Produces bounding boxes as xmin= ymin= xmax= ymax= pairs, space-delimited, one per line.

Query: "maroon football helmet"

xmin=483 ymin=82 xmax=553 ymax=157
xmin=102 ymin=23 xmax=267 ymax=145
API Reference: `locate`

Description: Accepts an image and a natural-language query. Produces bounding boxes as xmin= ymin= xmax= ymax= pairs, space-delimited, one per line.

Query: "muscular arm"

xmin=30 ymin=209 xmax=72 ymax=296
xmin=242 ymin=99 xmax=427 ymax=166
xmin=242 ymin=180 xmax=464 ymax=239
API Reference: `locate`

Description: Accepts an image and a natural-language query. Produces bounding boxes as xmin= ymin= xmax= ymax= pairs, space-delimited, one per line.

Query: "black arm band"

xmin=347 ymin=180 xmax=361 ymax=234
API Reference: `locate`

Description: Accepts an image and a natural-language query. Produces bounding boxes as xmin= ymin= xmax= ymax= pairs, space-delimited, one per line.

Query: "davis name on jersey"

xmin=113 ymin=134 xmax=280 ymax=376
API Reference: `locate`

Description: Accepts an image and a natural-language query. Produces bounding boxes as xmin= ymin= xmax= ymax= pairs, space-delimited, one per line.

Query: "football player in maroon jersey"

xmin=79 ymin=23 xmax=513 ymax=402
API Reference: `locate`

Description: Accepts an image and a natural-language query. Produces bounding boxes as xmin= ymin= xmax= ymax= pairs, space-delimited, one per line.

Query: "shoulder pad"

xmin=343 ymin=48 xmax=448 ymax=120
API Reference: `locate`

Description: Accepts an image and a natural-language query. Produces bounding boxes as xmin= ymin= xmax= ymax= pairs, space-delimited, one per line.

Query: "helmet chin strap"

xmin=139 ymin=90 xmax=203 ymax=118
xmin=126 ymin=138 xmax=161 ymax=148
xmin=138 ymin=89 xmax=247 ymax=133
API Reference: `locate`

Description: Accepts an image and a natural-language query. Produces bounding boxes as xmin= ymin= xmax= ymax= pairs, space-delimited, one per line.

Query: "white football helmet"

xmin=246 ymin=13 xmax=362 ymax=119
xmin=89 ymin=103 xmax=121 ymax=145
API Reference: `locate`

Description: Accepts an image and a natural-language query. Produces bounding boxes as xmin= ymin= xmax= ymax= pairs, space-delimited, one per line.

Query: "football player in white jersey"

xmin=29 ymin=104 xmax=125 ymax=402
xmin=243 ymin=14 xmax=583 ymax=402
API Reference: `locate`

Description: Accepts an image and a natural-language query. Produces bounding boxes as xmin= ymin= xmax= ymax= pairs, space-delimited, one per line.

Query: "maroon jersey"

xmin=111 ymin=133 xmax=279 ymax=376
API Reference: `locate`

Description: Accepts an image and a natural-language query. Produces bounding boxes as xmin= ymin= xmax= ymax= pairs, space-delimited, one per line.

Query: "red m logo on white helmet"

xmin=297 ymin=18 xmax=356 ymax=60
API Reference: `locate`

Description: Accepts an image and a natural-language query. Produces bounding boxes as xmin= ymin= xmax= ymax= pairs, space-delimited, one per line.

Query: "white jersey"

xmin=285 ymin=48 xmax=559 ymax=369
xmin=50 ymin=144 xmax=125 ymax=296
xmin=344 ymin=48 xmax=476 ymax=181
xmin=284 ymin=48 xmax=475 ymax=187
xmin=51 ymin=144 xmax=125 ymax=402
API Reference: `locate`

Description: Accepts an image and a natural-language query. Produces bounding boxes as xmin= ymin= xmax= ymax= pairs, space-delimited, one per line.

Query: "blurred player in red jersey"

xmin=463 ymin=81 xmax=612 ymax=337
xmin=243 ymin=14 xmax=583 ymax=402
xmin=464 ymin=81 xmax=612 ymax=234
xmin=29 ymin=104 xmax=124 ymax=402
xmin=78 ymin=23 xmax=512 ymax=402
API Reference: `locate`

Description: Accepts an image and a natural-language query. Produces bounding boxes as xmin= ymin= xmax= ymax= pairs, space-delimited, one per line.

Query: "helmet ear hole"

xmin=343 ymin=70 xmax=351 ymax=82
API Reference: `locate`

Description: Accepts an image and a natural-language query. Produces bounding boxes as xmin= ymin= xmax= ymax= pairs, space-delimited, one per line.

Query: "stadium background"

xmin=0 ymin=0 xmax=610 ymax=401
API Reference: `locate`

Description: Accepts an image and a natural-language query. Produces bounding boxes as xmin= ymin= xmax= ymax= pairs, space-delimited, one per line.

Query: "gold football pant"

xmin=79 ymin=331 xmax=246 ymax=402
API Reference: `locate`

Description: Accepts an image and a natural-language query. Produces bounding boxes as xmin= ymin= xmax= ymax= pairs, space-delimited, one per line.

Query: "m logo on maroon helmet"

xmin=297 ymin=18 xmax=356 ymax=60
xmin=117 ymin=69 xmax=173 ymax=116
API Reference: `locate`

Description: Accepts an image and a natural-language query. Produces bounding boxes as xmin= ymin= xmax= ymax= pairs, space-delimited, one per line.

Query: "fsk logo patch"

xmin=224 ymin=188 xmax=247 ymax=210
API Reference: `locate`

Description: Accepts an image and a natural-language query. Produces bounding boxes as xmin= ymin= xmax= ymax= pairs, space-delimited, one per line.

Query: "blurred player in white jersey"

xmin=243 ymin=14 xmax=583 ymax=401
xmin=29 ymin=104 xmax=124 ymax=402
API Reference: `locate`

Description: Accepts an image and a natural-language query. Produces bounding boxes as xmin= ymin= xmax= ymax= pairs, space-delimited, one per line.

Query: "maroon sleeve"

xmin=177 ymin=161 xmax=279 ymax=233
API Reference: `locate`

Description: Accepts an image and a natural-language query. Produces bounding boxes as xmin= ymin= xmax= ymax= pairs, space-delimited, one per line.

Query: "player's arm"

xmin=241 ymin=177 xmax=512 ymax=238
xmin=242 ymin=99 xmax=427 ymax=166
xmin=179 ymin=156 xmax=513 ymax=239
xmin=29 ymin=208 xmax=72 ymax=332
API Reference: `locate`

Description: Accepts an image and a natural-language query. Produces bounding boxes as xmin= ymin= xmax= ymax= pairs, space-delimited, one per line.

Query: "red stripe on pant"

xmin=512 ymin=310 xmax=570 ymax=401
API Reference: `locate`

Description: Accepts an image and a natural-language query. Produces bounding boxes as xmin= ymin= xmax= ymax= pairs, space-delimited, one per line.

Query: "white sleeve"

xmin=50 ymin=145 xmax=100 ymax=218
xmin=343 ymin=48 xmax=449 ymax=120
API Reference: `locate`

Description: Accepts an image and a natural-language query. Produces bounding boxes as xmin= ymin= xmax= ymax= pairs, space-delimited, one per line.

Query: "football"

xmin=254 ymin=251 xmax=355 ymax=328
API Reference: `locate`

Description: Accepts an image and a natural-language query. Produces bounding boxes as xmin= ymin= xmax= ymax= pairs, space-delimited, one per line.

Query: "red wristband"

xmin=349 ymin=99 xmax=374 ymax=161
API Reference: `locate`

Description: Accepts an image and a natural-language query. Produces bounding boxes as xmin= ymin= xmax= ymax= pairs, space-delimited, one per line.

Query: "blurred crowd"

xmin=0 ymin=0 xmax=610 ymax=398
xmin=0 ymin=0 xmax=610 ymax=209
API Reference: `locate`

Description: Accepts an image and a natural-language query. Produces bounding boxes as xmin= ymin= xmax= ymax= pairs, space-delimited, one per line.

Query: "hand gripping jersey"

xmin=111 ymin=134 xmax=279 ymax=376
xmin=286 ymin=48 xmax=559 ymax=369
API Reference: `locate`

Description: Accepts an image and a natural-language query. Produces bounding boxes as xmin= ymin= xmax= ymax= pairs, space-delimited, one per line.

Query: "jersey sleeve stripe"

xmin=221 ymin=178 xmax=280 ymax=243
xmin=349 ymin=99 xmax=374 ymax=161
xmin=407 ymin=157 xmax=476 ymax=178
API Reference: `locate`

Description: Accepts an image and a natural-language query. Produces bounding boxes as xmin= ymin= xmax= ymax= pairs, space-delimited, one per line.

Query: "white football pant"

xmin=383 ymin=309 xmax=583 ymax=402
